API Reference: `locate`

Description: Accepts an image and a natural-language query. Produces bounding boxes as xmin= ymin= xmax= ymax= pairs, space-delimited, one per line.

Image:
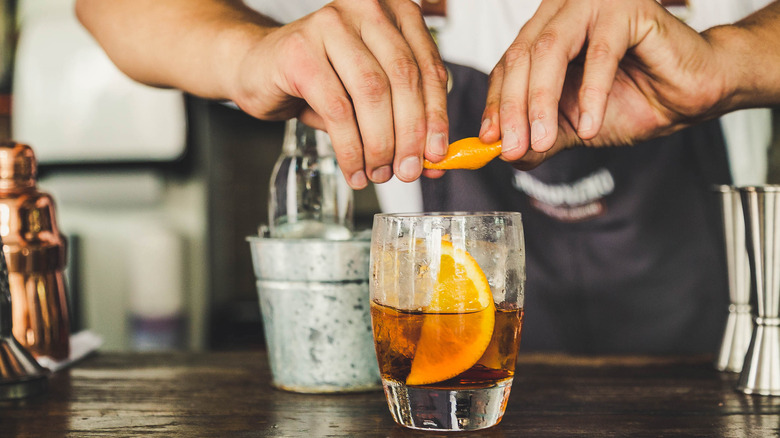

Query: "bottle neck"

xmin=282 ymin=119 xmax=335 ymax=158
xmin=269 ymin=119 xmax=354 ymax=239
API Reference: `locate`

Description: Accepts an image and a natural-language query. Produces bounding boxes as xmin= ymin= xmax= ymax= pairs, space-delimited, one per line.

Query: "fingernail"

xmin=479 ymin=118 xmax=491 ymax=137
xmin=398 ymin=156 xmax=421 ymax=180
xmin=428 ymin=132 xmax=448 ymax=157
xmin=350 ymin=170 xmax=367 ymax=188
xmin=531 ymin=120 xmax=547 ymax=145
xmin=578 ymin=112 xmax=593 ymax=134
xmin=371 ymin=165 xmax=392 ymax=183
xmin=502 ymin=129 xmax=520 ymax=153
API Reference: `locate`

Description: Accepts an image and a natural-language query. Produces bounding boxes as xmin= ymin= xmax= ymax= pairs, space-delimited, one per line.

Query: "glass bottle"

xmin=268 ymin=119 xmax=353 ymax=239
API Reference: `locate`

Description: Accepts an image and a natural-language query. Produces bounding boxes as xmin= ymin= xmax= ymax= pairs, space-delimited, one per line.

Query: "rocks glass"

xmin=370 ymin=212 xmax=525 ymax=431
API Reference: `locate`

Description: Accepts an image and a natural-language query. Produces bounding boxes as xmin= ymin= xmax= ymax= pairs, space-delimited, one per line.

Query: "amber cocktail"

xmin=370 ymin=212 xmax=525 ymax=431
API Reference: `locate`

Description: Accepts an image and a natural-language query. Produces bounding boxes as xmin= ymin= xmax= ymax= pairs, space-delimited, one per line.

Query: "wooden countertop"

xmin=1 ymin=351 xmax=779 ymax=437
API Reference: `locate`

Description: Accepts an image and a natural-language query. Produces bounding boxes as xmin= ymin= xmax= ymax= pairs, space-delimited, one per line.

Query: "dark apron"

xmin=422 ymin=63 xmax=730 ymax=354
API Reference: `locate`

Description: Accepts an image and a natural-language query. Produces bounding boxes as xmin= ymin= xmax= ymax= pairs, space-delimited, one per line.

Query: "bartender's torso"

xmin=424 ymin=62 xmax=731 ymax=354
xmin=243 ymin=0 xmax=771 ymax=354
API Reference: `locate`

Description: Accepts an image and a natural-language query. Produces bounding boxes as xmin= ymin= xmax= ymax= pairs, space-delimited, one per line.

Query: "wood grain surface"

xmin=1 ymin=351 xmax=779 ymax=437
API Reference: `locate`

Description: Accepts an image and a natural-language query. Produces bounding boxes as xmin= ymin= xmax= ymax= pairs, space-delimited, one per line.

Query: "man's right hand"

xmin=228 ymin=0 xmax=451 ymax=189
xmin=77 ymin=0 xmax=450 ymax=189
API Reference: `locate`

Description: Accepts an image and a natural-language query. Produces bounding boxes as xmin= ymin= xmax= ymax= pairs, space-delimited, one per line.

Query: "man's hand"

xmin=479 ymin=0 xmax=735 ymax=169
xmin=229 ymin=0 xmax=449 ymax=189
xmin=77 ymin=0 xmax=449 ymax=189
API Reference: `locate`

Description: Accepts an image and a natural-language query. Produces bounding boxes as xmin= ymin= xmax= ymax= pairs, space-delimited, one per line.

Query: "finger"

xmin=576 ymin=12 xmax=629 ymax=140
xmin=358 ymin=2 xmax=429 ymax=183
xmin=505 ymin=118 xmax=580 ymax=170
xmin=527 ymin=2 xmax=591 ymax=152
xmin=495 ymin=46 xmax=533 ymax=162
xmin=392 ymin=0 xmax=450 ymax=164
xmin=488 ymin=0 xmax=564 ymax=160
xmin=293 ymin=54 xmax=367 ymax=189
xmin=421 ymin=168 xmax=446 ymax=179
xmin=319 ymin=9 xmax=397 ymax=184
xmin=481 ymin=60 xmax=504 ymax=146
xmin=507 ymin=148 xmax=549 ymax=171
xmin=298 ymin=107 xmax=326 ymax=131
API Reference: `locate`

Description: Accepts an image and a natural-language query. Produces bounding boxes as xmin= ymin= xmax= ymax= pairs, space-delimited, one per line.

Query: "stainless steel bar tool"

xmin=737 ymin=185 xmax=780 ymax=395
xmin=715 ymin=185 xmax=753 ymax=372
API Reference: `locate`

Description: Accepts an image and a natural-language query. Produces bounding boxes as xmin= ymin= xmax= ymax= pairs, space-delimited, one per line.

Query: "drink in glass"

xmin=370 ymin=212 xmax=525 ymax=431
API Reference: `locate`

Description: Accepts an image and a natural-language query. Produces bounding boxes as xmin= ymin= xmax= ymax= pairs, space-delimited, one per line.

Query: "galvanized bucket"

xmin=247 ymin=235 xmax=381 ymax=393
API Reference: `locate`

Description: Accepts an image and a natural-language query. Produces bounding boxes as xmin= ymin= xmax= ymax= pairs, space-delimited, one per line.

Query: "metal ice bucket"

xmin=247 ymin=235 xmax=381 ymax=393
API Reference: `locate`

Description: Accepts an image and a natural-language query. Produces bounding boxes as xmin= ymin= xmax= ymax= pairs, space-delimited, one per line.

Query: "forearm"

xmin=704 ymin=1 xmax=780 ymax=114
xmin=75 ymin=0 xmax=279 ymax=100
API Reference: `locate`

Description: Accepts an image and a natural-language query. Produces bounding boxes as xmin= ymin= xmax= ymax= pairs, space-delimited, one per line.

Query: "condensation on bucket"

xmin=247 ymin=236 xmax=381 ymax=393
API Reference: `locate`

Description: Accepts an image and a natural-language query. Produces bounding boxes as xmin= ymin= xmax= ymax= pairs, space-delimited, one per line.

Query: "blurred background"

xmin=0 ymin=0 xmax=381 ymax=352
xmin=0 ymin=0 xmax=777 ymax=352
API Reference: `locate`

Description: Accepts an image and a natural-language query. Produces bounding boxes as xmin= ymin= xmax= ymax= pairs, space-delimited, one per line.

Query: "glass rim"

xmin=712 ymin=185 xmax=780 ymax=193
xmin=739 ymin=185 xmax=780 ymax=193
xmin=374 ymin=211 xmax=522 ymax=219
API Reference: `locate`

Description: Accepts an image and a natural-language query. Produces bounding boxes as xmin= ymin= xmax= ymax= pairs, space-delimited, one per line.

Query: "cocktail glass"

xmin=370 ymin=212 xmax=525 ymax=431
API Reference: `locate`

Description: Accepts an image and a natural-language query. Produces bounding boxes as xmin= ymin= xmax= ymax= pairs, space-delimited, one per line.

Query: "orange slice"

xmin=406 ymin=240 xmax=495 ymax=386
xmin=423 ymin=137 xmax=502 ymax=170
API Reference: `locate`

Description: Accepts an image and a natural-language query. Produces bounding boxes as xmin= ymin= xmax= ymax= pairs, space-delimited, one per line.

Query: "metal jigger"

xmin=0 ymin=238 xmax=48 ymax=400
xmin=715 ymin=186 xmax=753 ymax=372
xmin=737 ymin=186 xmax=780 ymax=395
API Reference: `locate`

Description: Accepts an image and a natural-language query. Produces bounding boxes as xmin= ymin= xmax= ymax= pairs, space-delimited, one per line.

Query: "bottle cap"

xmin=0 ymin=141 xmax=36 ymax=191
xmin=0 ymin=141 xmax=66 ymax=272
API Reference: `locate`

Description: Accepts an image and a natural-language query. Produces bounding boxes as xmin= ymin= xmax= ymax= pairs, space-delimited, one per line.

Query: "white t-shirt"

xmin=246 ymin=0 xmax=774 ymax=210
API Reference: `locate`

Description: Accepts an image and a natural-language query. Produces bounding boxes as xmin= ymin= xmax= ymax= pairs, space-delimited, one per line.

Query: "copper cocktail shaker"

xmin=0 ymin=232 xmax=48 ymax=399
xmin=0 ymin=141 xmax=69 ymax=360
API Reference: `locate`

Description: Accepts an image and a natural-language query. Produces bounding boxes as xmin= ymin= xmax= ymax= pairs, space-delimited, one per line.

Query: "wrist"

xmin=699 ymin=25 xmax=746 ymax=117
xmin=702 ymin=21 xmax=780 ymax=114
xmin=213 ymin=21 xmax=278 ymax=102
